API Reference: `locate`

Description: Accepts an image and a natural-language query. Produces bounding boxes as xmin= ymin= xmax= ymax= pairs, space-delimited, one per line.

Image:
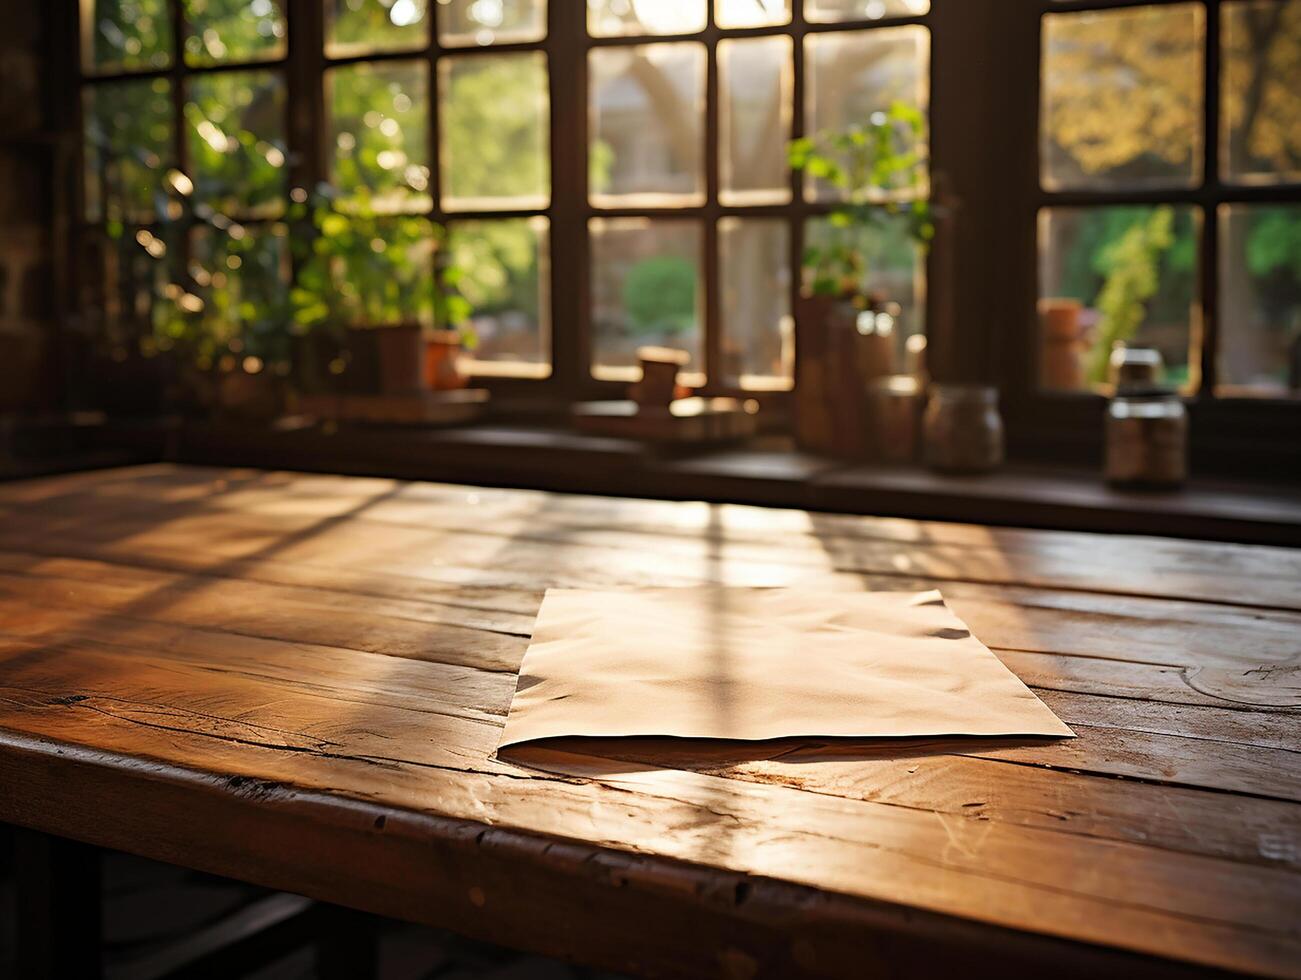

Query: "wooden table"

xmin=0 ymin=464 xmax=1297 ymax=978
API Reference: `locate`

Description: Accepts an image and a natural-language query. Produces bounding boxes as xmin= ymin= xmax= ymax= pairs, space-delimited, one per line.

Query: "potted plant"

xmin=290 ymin=185 xmax=472 ymax=397
xmin=788 ymin=102 xmax=934 ymax=455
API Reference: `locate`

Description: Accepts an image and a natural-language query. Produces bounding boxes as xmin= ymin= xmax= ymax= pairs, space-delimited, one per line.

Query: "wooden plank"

xmin=0 ymin=626 xmax=515 ymax=724
xmin=995 ymin=649 xmax=1301 ymax=712
xmin=3 ymin=464 xmax=1299 ymax=610
xmin=0 ymin=567 xmax=529 ymax=673
xmin=565 ymin=737 xmax=1301 ymax=871
xmin=2 ymin=538 xmax=1299 ymax=683
xmin=1036 ymin=688 xmax=1299 ymax=753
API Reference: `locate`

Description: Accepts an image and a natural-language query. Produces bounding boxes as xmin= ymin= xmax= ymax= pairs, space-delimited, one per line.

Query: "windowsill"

xmin=72 ymin=416 xmax=1301 ymax=547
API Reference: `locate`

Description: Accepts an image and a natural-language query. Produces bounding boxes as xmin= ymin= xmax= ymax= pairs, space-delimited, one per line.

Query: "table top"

xmin=0 ymin=464 xmax=1297 ymax=978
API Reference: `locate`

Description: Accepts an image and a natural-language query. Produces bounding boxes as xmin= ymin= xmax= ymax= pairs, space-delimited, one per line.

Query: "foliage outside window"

xmin=78 ymin=0 xmax=937 ymax=400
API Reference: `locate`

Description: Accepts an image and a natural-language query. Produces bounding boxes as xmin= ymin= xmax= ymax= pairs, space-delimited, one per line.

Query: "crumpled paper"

xmin=499 ymin=588 xmax=1073 ymax=748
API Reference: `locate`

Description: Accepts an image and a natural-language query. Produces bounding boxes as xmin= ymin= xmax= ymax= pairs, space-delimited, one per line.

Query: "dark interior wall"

xmin=0 ymin=0 xmax=55 ymax=418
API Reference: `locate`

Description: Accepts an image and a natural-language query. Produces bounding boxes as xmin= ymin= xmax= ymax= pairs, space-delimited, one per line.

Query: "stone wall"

xmin=0 ymin=0 xmax=53 ymax=415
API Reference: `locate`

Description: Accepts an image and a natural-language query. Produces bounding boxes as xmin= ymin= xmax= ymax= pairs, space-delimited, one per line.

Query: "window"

xmin=1036 ymin=0 xmax=1301 ymax=401
xmin=80 ymin=0 xmax=291 ymax=373
xmin=75 ymin=0 xmax=931 ymax=399
xmin=71 ymin=1 xmax=1295 ymax=477
xmin=583 ymin=3 xmax=929 ymax=391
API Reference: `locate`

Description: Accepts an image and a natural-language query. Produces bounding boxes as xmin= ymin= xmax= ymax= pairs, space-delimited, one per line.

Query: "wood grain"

xmin=0 ymin=465 xmax=1297 ymax=978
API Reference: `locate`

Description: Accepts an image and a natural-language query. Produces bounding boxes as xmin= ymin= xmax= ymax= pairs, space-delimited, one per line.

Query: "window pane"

xmin=590 ymin=218 xmax=702 ymax=381
xmin=325 ymin=0 xmax=430 ymax=57
xmin=588 ymin=0 xmax=705 ymax=37
xmin=86 ymin=225 xmax=181 ymax=351
xmin=438 ymin=0 xmax=546 ymax=46
xmin=439 ymin=52 xmax=549 ymax=211
xmin=719 ymin=36 xmax=792 ymax=207
xmin=1041 ymin=4 xmax=1203 ymax=190
xmin=1038 ymin=206 xmax=1200 ymax=393
xmin=327 ymin=60 xmax=431 ymax=213
xmin=84 ymin=78 xmax=174 ymax=224
xmin=806 ymin=0 xmax=928 ymax=22
xmin=804 ymin=26 xmax=928 ymax=202
xmin=189 ymin=224 xmax=290 ymax=363
xmin=186 ymin=70 xmax=287 ymax=218
xmin=81 ymin=0 xmax=173 ymax=73
xmin=1218 ymin=204 xmax=1301 ymax=398
xmin=1221 ymin=0 xmax=1301 ymax=184
xmin=719 ymin=218 xmax=792 ymax=389
xmin=183 ymin=0 xmax=287 ymax=66
xmin=805 ymin=212 xmax=925 ymax=370
xmin=450 ymin=218 xmax=550 ymax=376
xmin=715 ymin=0 xmax=789 ymax=28
xmin=589 ymin=43 xmax=705 ymax=207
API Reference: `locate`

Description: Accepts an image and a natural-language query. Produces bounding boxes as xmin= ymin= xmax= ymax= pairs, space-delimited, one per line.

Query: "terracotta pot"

xmin=1038 ymin=298 xmax=1084 ymax=390
xmin=628 ymin=345 xmax=688 ymax=409
xmin=424 ymin=330 xmax=467 ymax=391
xmin=1038 ymin=298 xmax=1083 ymax=339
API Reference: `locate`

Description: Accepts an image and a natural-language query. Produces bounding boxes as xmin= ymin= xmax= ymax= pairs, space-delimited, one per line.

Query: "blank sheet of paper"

xmin=498 ymin=588 xmax=1073 ymax=748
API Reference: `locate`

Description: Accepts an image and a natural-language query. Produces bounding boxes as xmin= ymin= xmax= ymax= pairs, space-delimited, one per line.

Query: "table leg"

xmin=315 ymin=905 xmax=379 ymax=980
xmin=13 ymin=827 xmax=103 ymax=980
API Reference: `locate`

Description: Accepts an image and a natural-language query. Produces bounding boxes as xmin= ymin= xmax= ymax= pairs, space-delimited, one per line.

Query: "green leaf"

xmin=320 ymin=212 xmax=350 ymax=238
xmin=787 ymin=137 xmax=813 ymax=168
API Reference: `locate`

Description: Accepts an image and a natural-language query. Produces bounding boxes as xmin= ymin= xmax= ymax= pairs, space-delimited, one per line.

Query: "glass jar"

xmin=923 ymin=384 xmax=1004 ymax=473
xmin=1104 ymin=348 xmax=1187 ymax=489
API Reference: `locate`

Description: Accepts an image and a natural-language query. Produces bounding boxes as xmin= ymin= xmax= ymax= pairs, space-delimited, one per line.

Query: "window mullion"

xmin=169 ymin=0 xmax=188 ymax=181
xmin=789 ymin=0 xmax=807 ymax=405
xmin=168 ymin=0 xmax=193 ymax=304
xmin=1197 ymin=0 xmax=1221 ymax=398
xmin=428 ymin=12 xmax=443 ymax=223
xmin=548 ymin=0 xmax=589 ymax=397
xmin=285 ymin=0 xmax=325 ymax=194
xmin=703 ymin=7 xmax=721 ymax=392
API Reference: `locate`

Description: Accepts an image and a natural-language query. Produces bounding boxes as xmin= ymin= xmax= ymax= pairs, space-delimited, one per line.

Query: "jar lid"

xmin=1109 ymin=396 xmax=1186 ymax=419
xmin=1110 ymin=346 xmax=1164 ymax=390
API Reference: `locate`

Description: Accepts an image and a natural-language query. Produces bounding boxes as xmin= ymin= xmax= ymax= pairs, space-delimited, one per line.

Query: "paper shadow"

xmin=499 ymin=732 xmax=1069 ymax=778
